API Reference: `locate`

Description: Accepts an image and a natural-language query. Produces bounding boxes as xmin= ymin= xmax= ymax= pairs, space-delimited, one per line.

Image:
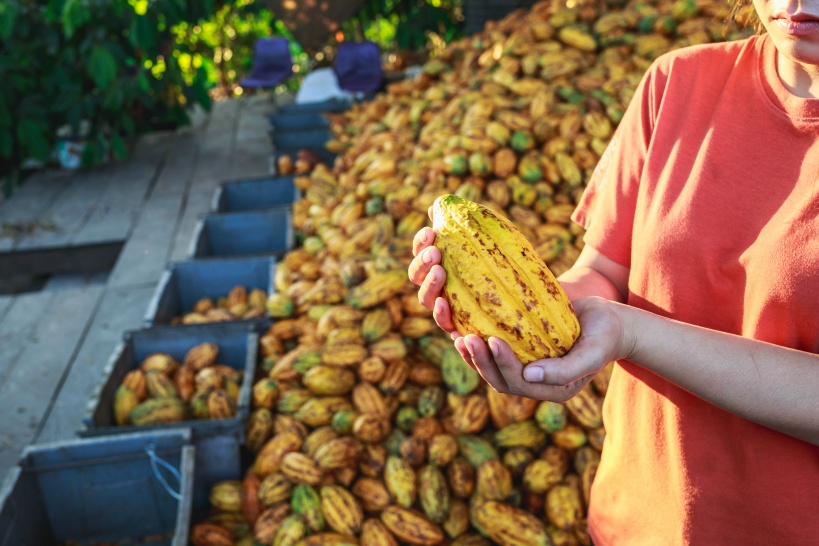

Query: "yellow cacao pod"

xmin=321 ymin=485 xmax=364 ymax=536
xmin=209 ymin=480 xmax=242 ymax=512
xmin=473 ymin=501 xmax=551 ymax=546
xmin=360 ymin=518 xmax=399 ymax=546
xmin=184 ymin=342 xmax=218 ymax=371
xmin=114 ymin=386 xmax=139 ymax=426
xmin=432 ymin=194 xmax=579 ymax=364
xmin=281 ymin=452 xmax=324 ymax=486
xmin=546 ymin=484 xmax=584 ymax=531
xmin=380 ymin=506 xmax=444 ymax=546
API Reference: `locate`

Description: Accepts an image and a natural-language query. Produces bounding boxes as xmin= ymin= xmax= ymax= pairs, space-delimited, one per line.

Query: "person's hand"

xmin=407 ymin=211 xmax=461 ymax=341
xmin=459 ymin=296 xmax=631 ymax=402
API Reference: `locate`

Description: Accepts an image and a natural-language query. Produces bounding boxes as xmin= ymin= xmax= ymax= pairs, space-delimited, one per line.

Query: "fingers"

xmin=523 ymin=334 xmax=608 ymax=388
xmin=463 ymin=335 xmax=510 ymax=393
xmin=412 ymin=227 xmax=436 ymax=257
xmin=454 ymin=336 xmax=478 ymax=372
xmin=432 ymin=297 xmax=457 ymax=333
xmin=408 ymin=245 xmax=441 ymax=287
xmin=417 ymin=264 xmax=446 ymax=310
xmin=485 ymin=336 xmax=592 ymax=402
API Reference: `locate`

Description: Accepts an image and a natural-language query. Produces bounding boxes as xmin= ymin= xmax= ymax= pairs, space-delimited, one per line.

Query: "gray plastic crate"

xmin=188 ymin=209 xmax=295 ymax=259
xmin=276 ymin=97 xmax=351 ymax=115
xmin=211 ymin=175 xmax=299 ymax=213
xmin=269 ymin=112 xmax=331 ymax=131
xmin=80 ymin=322 xmax=261 ymax=518
xmin=0 ymin=429 xmax=194 ymax=546
xmin=269 ymin=127 xmax=331 ymax=152
xmin=143 ymin=256 xmax=275 ymax=327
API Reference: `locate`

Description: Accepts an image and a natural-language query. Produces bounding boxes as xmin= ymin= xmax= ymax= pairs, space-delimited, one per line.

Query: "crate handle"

xmin=145 ymin=443 xmax=183 ymax=501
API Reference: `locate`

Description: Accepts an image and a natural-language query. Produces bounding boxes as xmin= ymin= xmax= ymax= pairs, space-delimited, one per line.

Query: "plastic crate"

xmin=269 ymin=127 xmax=331 ymax=152
xmin=0 ymin=429 xmax=194 ymax=546
xmin=188 ymin=209 xmax=295 ymax=259
xmin=269 ymin=112 xmax=331 ymax=132
xmin=80 ymin=322 xmax=262 ymax=517
xmin=211 ymin=175 xmax=299 ymax=213
xmin=275 ymin=97 xmax=351 ymax=115
xmin=143 ymin=256 xmax=275 ymax=327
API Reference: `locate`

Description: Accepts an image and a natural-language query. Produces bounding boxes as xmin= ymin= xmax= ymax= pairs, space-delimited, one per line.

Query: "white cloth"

xmin=295 ymin=68 xmax=353 ymax=104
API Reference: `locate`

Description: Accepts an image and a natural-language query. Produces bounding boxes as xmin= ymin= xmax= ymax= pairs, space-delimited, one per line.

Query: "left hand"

xmin=458 ymin=296 xmax=633 ymax=402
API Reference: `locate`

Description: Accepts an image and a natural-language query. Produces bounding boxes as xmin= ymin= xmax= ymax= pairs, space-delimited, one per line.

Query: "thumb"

xmin=487 ymin=336 xmax=518 ymax=370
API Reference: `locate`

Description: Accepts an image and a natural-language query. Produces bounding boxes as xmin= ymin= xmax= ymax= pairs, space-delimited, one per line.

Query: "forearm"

xmin=614 ymin=302 xmax=819 ymax=445
xmin=559 ymin=266 xmax=627 ymax=303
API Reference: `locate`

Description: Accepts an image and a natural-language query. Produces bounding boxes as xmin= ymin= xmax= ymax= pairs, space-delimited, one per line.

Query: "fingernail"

xmin=465 ymin=338 xmax=476 ymax=357
xmin=488 ymin=338 xmax=499 ymax=358
xmin=523 ymin=366 xmax=544 ymax=382
xmin=422 ymin=247 xmax=432 ymax=264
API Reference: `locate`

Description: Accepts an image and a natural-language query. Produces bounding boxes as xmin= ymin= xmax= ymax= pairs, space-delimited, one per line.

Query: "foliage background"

xmin=0 ymin=0 xmax=464 ymax=196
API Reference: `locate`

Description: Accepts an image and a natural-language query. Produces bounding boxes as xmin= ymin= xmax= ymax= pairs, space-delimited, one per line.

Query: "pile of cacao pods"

xmin=170 ymin=286 xmax=268 ymax=325
xmin=114 ymin=343 xmax=241 ymax=427
xmin=191 ymin=0 xmax=754 ymax=544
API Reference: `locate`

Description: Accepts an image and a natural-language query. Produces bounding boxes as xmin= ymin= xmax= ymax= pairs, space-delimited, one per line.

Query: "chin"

xmin=768 ymin=31 xmax=819 ymax=68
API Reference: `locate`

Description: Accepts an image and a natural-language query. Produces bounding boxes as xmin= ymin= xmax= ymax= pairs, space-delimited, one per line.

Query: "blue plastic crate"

xmin=269 ymin=127 xmax=331 ymax=152
xmin=188 ymin=209 xmax=295 ymax=259
xmin=211 ymin=175 xmax=299 ymax=213
xmin=269 ymin=112 xmax=331 ymax=132
xmin=143 ymin=256 xmax=275 ymax=327
xmin=0 ymin=429 xmax=194 ymax=546
xmin=80 ymin=322 xmax=263 ymax=518
xmin=276 ymin=97 xmax=351 ymax=115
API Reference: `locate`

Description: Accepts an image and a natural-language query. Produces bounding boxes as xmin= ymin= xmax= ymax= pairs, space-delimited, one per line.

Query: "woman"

xmin=408 ymin=0 xmax=819 ymax=543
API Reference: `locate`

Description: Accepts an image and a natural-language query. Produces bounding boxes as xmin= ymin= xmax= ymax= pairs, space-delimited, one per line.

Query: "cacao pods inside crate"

xmin=81 ymin=322 xmax=262 ymax=517
xmin=188 ymin=209 xmax=295 ymax=260
xmin=211 ymin=175 xmax=300 ymax=213
xmin=0 ymin=430 xmax=195 ymax=546
xmin=143 ymin=256 xmax=275 ymax=327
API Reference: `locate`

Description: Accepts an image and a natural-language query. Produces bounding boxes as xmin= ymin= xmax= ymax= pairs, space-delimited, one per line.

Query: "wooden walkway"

xmin=0 ymin=95 xmax=276 ymax=478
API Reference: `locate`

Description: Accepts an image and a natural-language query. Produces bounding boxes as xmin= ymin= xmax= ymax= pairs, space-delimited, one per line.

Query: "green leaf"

xmin=111 ymin=135 xmax=128 ymax=160
xmin=136 ymin=71 xmax=151 ymax=94
xmin=0 ymin=3 xmax=19 ymax=41
xmin=189 ymin=73 xmax=211 ymax=111
xmin=62 ymin=0 xmax=91 ymax=38
xmin=0 ymin=129 xmax=12 ymax=158
xmin=88 ymin=45 xmax=118 ymax=89
xmin=17 ymin=119 xmax=51 ymax=161
xmin=129 ymin=14 xmax=156 ymax=51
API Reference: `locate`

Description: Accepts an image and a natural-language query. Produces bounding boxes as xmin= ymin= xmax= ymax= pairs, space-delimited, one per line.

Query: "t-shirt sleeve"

xmin=570 ymin=61 xmax=663 ymax=268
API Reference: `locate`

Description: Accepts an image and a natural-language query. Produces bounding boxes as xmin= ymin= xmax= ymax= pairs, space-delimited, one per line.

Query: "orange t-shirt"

xmin=572 ymin=35 xmax=819 ymax=544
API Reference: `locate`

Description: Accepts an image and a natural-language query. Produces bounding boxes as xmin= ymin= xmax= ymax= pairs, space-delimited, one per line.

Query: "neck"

xmin=777 ymin=52 xmax=819 ymax=98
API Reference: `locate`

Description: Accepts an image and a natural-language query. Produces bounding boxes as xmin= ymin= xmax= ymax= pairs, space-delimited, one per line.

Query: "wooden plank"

xmin=0 ymin=291 xmax=56 ymax=386
xmin=72 ymin=160 xmax=161 ymax=246
xmin=168 ymin=180 xmax=222 ymax=262
xmin=0 ymin=171 xmax=74 ymax=252
xmin=106 ymin=148 xmax=196 ymax=288
xmin=36 ymin=283 xmax=156 ymax=444
xmin=12 ymin=170 xmax=113 ymax=251
xmin=0 ymin=284 xmax=103 ymax=477
xmin=0 ymin=295 xmax=17 ymax=328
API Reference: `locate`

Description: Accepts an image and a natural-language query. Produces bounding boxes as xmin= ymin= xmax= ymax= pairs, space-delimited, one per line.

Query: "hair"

xmin=728 ymin=0 xmax=764 ymax=35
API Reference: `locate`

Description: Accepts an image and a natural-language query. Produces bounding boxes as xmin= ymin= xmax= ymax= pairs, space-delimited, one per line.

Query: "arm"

xmin=409 ymin=227 xmax=819 ymax=445
xmin=611 ymin=301 xmax=819 ymax=445
xmin=557 ymin=244 xmax=630 ymax=303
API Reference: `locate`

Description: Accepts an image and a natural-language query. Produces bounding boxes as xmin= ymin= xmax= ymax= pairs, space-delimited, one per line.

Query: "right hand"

xmin=407 ymin=220 xmax=460 ymax=341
